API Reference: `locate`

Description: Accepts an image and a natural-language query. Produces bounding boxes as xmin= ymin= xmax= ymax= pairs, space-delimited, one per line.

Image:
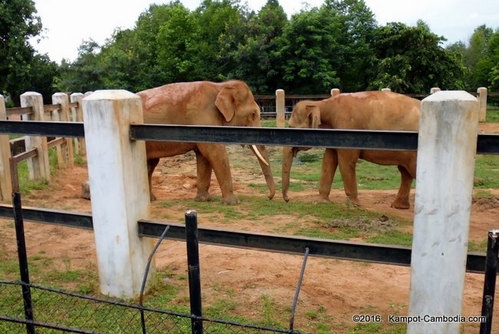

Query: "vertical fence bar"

xmin=10 ymin=157 xmax=35 ymax=333
xmin=20 ymin=92 xmax=50 ymax=182
xmin=70 ymin=93 xmax=85 ymax=156
xmin=289 ymin=247 xmax=309 ymax=331
xmin=408 ymin=91 xmax=478 ymax=334
xmin=0 ymin=95 xmax=12 ymax=201
xmin=275 ymin=89 xmax=285 ymax=128
xmin=477 ymin=87 xmax=488 ymax=122
xmin=52 ymin=93 xmax=74 ymax=168
xmin=480 ymin=229 xmax=499 ymax=334
xmin=185 ymin=210 xmax=203 ymax=334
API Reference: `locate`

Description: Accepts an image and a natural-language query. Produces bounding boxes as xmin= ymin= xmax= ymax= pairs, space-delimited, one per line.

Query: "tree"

xmin=220 ymin=0 xmax=288 ymax=93
xmin=323 ymin=0 xmax=377 ymax=91
xmin=57 ymin=40 xmax=104 ymax=93
xmin=0 ymin=0 xmax=43 ymax=104
xmin=368 ymin=21 xmax=464 ymax=93
xmin=464 ymin=25 xmax=494 ymax=89
xmin=277 ymin=7 xmax=341 ymax=94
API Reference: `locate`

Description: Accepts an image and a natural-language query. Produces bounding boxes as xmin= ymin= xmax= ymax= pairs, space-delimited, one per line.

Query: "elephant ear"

xmin=306 ymin=105 xmax=321 ymax=128
xmin=215 ymin=87 xmax=237 ymax=122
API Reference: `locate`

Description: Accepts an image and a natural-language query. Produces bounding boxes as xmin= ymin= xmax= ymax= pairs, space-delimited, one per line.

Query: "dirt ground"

xmin=2 ymin=123 xmax=499 ymax=333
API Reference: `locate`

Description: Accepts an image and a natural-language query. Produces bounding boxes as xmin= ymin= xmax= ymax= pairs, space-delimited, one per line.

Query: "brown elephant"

xmin=282 ymin=91 xmax=421 ymax=209
xmin=137 ymin=80 xmax=275 ymax=204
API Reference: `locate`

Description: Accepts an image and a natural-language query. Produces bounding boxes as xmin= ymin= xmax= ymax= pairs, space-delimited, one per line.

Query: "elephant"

xmin=137 ymin=80 xmax=275 ymax=204
xmin=282 ymin=91 xmax=421 ymax=209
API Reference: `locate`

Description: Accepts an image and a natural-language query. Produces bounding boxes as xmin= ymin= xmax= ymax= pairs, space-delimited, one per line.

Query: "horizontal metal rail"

xmin=0 ymin=204 xmax=488 ymax=273
xmin=1 ymin=121 xmax=499 ymax=154
xmin=0 ymin=121 xmax=85 ymax=137
xmin=130 ymin=124 xmax=419 ymax=150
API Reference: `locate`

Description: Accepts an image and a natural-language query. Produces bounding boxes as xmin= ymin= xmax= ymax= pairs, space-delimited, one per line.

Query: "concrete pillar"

xmin=477 ymin=87 xmax=487 ymax=122
xmin=70 ymin=93 xmax=86 ymax=156
xmin=0 ymin=95 xmax=12 ymax=201
xmin=52 ymin=93 xmax=74 ymax=168
xmin=382 ymin=88 xmax=391 ymax=92
xmin=275 ymin=89 xmax=285 ymax=128
xmin=408 ymin=91 xmax=478 ymax=334
xmin=20 ymin=92 xmax=50 ymax=181
xmin=430 ymin=87 xmax=441 ymax=94
xmin=331 ymin=88 xmax=340 ymax=97
xmin=83 ymin=90 xmax=154 ymax=298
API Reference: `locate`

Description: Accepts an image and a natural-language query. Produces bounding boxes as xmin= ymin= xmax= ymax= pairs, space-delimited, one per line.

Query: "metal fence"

xmin=0 ymin=118 xmax=499 ymax=333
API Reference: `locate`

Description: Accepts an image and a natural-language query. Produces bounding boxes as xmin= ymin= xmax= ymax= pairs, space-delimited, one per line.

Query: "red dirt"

xmin=1 ymin=123 xmax=499 ymax=333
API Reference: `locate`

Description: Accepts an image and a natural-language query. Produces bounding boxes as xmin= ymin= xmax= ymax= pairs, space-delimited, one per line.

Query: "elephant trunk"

xmin=281 ymin=146 xmax=295 ymax=202
xmin=250 ymin=145 xmax=275 ymax=200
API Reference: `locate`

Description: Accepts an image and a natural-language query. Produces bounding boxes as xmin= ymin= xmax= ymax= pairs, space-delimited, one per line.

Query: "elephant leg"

xmin=147 ymin=158 xmax=160 ymax=201
xmin=197 ymin=143 xmax=239 ymax=205
xmin=194 ymin=150 xmax=213 ymax=202
xmin=318 ymin=148 xmax=338 ymax=202
xmin=391 ymin=165 xmax=414 ymax=209
xmin=337 ymin=150 xmax=360 ymax=206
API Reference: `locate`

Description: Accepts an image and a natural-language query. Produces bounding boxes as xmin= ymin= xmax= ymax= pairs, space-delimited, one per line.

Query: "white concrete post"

xmin=20 ymin=92 xmax=50 ymax=181
xmin=477 ymin=87 xmax=487 ymax=122
xmin=331 ymin=88 xmax=340 ymax=97
xmin=408 ymin=91 xmax=478 ymax=334
xmin=430 ymin=87 xmax=441 ymax=94
xmin=83 ymin=90 xmax=154 ymax=298
xmin=52 ymin=93 xmax=74 ymax=168
xmin=0 ymin=95 xmax=12 ymax=201
xmin=70 ymin=93 xmax=85 ymax=156
xmin=275 ymin=89 xmax=285 ymax=128
xmin=381 ymin=88 xmax=391 ymax=92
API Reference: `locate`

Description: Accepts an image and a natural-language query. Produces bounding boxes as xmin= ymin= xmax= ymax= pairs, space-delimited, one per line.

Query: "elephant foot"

xmin=315 ymin=195 xmax=331 ymax=204
xmin=221 ymin=194 xmax=240 ymax=205
xmin=194 ymin=193 xmax=213 ymax=202
xmin=346 ymin=197 xmax=361 ymax=207
xmin=390 ymin=198 xmax=410 ymax=210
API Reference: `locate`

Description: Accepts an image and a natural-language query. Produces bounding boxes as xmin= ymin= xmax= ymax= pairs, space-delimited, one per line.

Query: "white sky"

xmin=31 ymin=0 xmax=499 ymax=64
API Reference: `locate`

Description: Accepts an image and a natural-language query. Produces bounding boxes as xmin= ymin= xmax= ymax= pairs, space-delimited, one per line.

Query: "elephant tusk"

xmin=251 ymin=145 xmax=269 ymax=166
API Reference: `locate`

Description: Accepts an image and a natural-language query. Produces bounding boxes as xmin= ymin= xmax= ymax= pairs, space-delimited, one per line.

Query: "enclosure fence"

xmin=0 ymin=89 xmax=498 ymax=333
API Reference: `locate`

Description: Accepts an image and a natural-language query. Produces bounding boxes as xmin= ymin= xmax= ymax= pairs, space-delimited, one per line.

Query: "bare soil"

xmin=2 ymin=123 xmax=499 ymax=333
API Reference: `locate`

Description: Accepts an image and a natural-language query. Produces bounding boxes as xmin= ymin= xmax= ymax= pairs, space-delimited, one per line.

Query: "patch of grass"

xmin=485 ymin=109 xmax=499 ymax=123
xmin=468 ymin=239 xmax=488 ymax=253
xmin=473 ymin=155 xmax=499 ymax=189
xmin=367 ymin=230 xmax=413 ymax=247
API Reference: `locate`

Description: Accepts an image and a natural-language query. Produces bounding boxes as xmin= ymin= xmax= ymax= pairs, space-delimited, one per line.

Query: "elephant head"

xmin=282 ymin=101 xmax=323 ymax=202
xmin=214 ymin=81 xmax=275 ymax=200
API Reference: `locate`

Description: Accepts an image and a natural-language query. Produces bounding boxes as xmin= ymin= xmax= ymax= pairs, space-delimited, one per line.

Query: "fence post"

xmin=52 ymin=93 xmax=74 ymax=168
xmin=430 ymin=87 xmax=441 ymax=94
xmin=83 ymin=90 xmax=154 ymax=298
xmin=477 ymin=87 xmax=487 ymax=122
xmin=408 ymin=91 xmax=478 ymax=334
xmin=331 ymin=88 xmax=340 ymax=97
xmin=381 ymin=88 xmax=391 ymax=92
xmin=20 ymin=92 xmax=50 ymax=182
xmin=0 ymin=95 xmax=12 ymax=201
xmin=275 ymin=89 xmax=285 ymax=128
xmin=70 ymin=93 xmax=86 ymax=156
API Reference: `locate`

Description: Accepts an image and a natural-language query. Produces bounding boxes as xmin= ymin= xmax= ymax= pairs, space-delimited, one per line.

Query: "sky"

xmin=31 ymin=0 xmax=499 ymax=64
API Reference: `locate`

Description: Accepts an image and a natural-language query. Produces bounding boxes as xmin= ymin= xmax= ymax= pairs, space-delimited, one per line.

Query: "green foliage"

xmin=0 ymin=0 xmax=60 ymax=105
xmin=368 ymin=21 xmax=464 ymax=93
xmin=5 ymin=0 xmax=499 ymax=98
